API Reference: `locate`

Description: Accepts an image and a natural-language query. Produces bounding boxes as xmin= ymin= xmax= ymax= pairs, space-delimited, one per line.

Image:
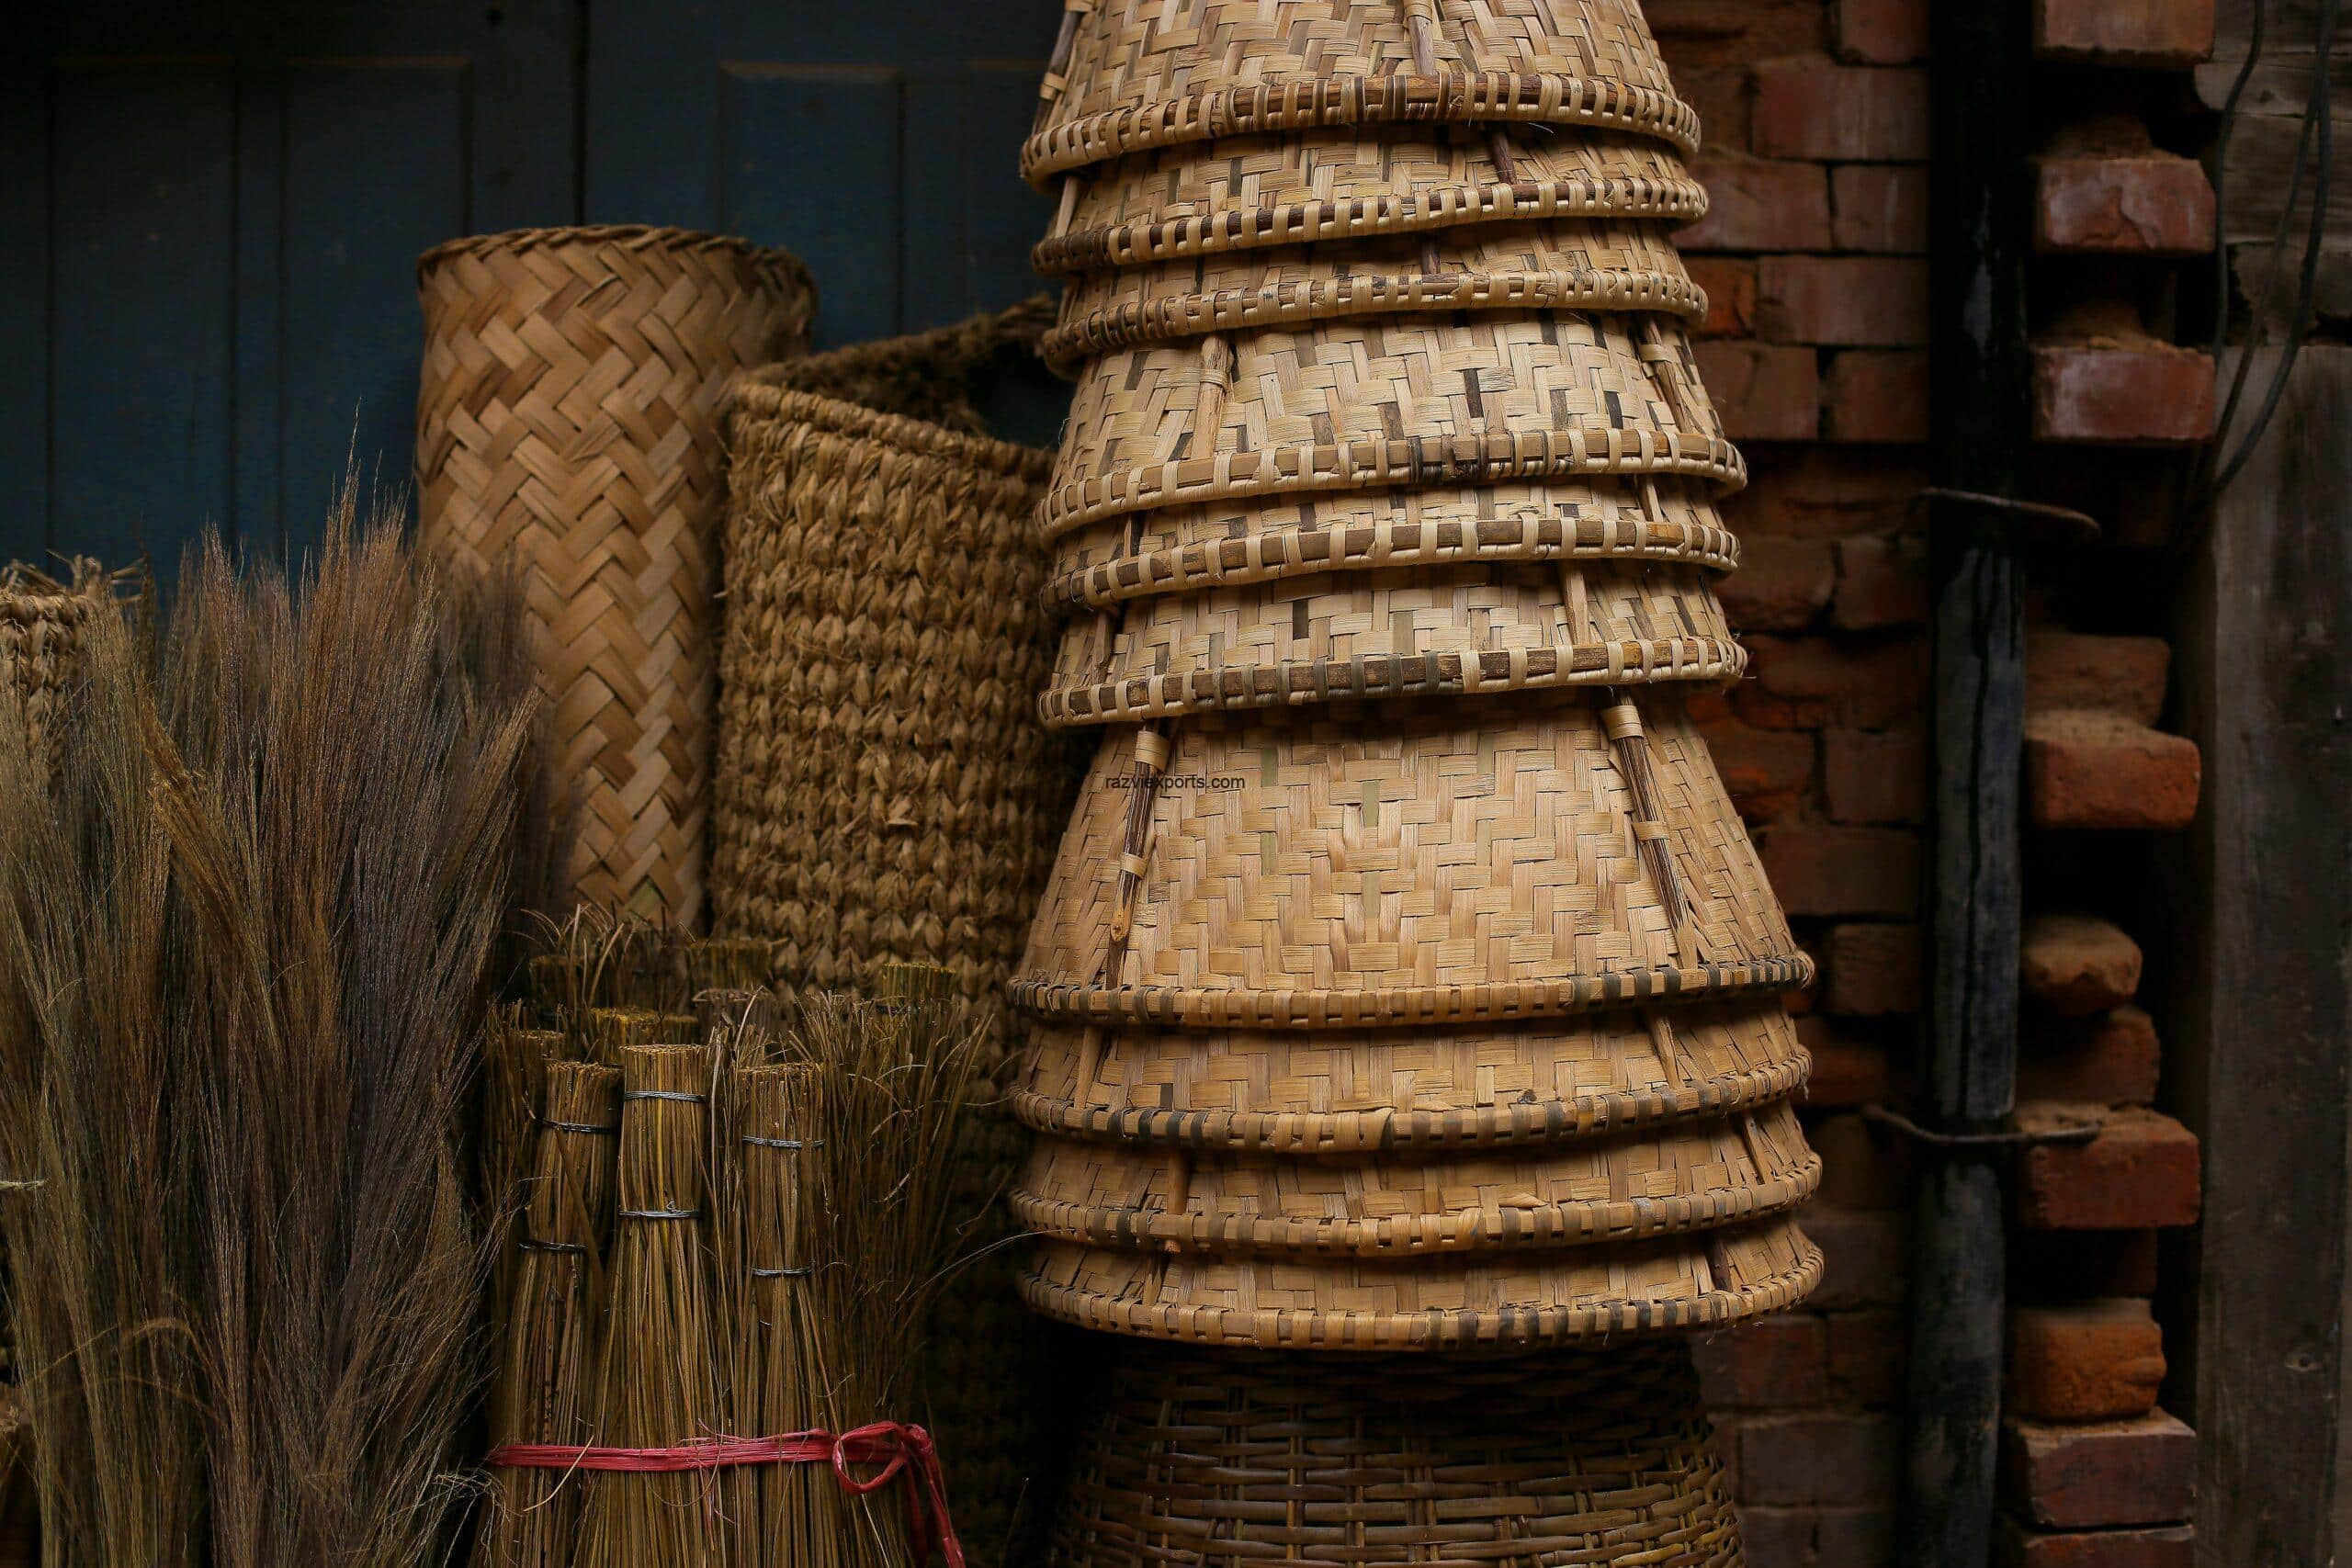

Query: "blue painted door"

xmin=1 ymin=0 xmax=1066 ymax=571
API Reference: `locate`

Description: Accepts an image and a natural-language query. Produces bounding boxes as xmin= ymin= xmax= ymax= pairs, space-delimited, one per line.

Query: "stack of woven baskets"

xmin=1009 ymin=2 xmax=1824 ymax=1562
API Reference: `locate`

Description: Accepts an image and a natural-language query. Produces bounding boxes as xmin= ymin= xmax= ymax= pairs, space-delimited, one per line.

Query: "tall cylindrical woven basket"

xmin=415 ymin=224 xmax=817 ymax=927
xmin=711 ymin=298 xmax=1087 ymax=1568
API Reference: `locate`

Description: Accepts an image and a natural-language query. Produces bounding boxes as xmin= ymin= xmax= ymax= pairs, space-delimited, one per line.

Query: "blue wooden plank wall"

xmin=0 ymin=0 xmax=1065 ymax=572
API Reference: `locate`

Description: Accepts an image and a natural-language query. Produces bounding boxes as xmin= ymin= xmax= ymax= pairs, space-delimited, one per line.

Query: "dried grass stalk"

xmin=576 ymin=1043 xmax=723 ymax=1566
xmin=475 ymin=1060 xmax=621 ymax=1567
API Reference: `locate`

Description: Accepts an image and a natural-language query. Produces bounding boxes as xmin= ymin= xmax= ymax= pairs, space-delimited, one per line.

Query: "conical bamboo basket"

xmin=1013 ymin=1098 xmax=1817 ymax=1255
xmin=1041 ymin=557 xmax=1742 ymax=724
xmin=1035 ymin=127 xmax=1703 ymax=276
xmin=1026 ymin=0 xmax=1697 ymax=183
xmin=1046 ymin=476 xmax=1739 ymax=609
xmin=1013 ymin=998 xmax=1809 ymax=1154
xmin=1050 ymin=1340 xmax=1742 ymax=1565
xmin=1014 ymin=689 xmax=1809 ymax=1027
xmin=1042 ymin=220 xmax=1702 ymax=366
xmin=1023 ymin=1213 xmax=1822 ymax=1348
xmin=1041 ymin=313 xmax=1736 ymax=539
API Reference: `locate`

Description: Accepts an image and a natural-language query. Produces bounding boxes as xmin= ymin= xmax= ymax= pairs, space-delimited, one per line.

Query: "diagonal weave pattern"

xmin=1044 ymin=312 xmax=1736 ymax=536
xmin=1026 ymin=0 xmax=1696 ymax=180
xmin=1037 ymin=126 xmax=1703 ymax=273
xmin=1051 ymin=1339 xmax=1739 ymax=1565
xmin=416 ymin=224 xmax=815 ymax=926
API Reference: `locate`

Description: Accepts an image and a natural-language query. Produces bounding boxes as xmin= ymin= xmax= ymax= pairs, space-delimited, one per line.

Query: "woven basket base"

xmin=1043 ymin=559 xmax=1740 ymax=726
xmin=1044 ymin=220 xmax=1700 ymax=366
xmin=1029 ymin=0 xmax=1692 ymax=181
xmin=1022 ymin=1213 xmax=1821 ymax=1349
xmin=1044 ymin=312 xmax=1732 ymax=538
xmin=1049 ymin=1338 xmax=1740 ymax=1566
xmin=1014 ymin=998 xmax=1809 ymax=1153
xmin=1039 ymin=127 xmax=1702 ymax=274
xmin=1046 ymin=477 xmax=1737 ymax=610
xmin=1016 ymin=690 xmax=1804 ymax=1024
xmin=1012 ymin=1099 xmax=1817 ymax=1256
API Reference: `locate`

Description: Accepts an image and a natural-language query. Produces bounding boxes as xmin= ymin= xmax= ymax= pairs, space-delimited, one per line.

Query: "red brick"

xmin=1758 ymin=255 xmax=1929 ymax=346
xmin=1837 ymin=0 xmax=1928 ymax=62
xmin=1705 ymin=719 xmax=1818 ymax=822
xmin=1833 ymin=163 xmax=1929 ymax=252
xmin=2026 ymin=632 xmax=2170 ymax=725
xmin=1825 ymin=349 xmax=1931 ymax=444
xmin=1723 ymin=536 xmax=1836 ymax=632
xmin=1799 ymin=1021 xmax=1895 ymax=1107
xmin=1694 ymin=1315 xmax=1830 ymax=1408
xmin=1736 ymin=1504 xmax=1814 ymax=1568
xmin=1739 ymin=1412 xmax=1901 ymax=1505
xmin=1697 ymin=341 xmax=1823 ymax=443
xmin=1741 ymin=451 xmax=1928 ymax=539
xmin=1672 ymin=62 xmax=1755 ymax=152
xmin=1823 ymin=726 xmax=1926 ymax=822
xmin=1689 ymin=255 xmax=1758 ymax=338
xmin=1827 ymin=1311 xmax=1907 ymax=1406
xmin=1740 ymin=634 xmax=1928 ymax=729
xmin=2015 ymin=1229 xmax=2162 ymax=1301
xmin=1815 ymin=1506 xmax=1895 ymax=1565
xmin=2026 ymin=712 xmax=2202 ymax=831
xmin=1805 ymin=1204 xmax=1909 ymax=1309
xmin=2003 ymin=1521 xmax=2196 ymax=1568
xmin=2003 ymin=1410 xmax=2196 ymax=1529
xmin=2010 ymin=1300 xmax=2167 ymax=1421
xmin=2018 ymin=1107 xmax=2200 ymax=1232
xmin=1761 ymin=825 xmax=1920 ymax=917
xmin=2021 ymin=914 xmax=2143 ymax=1016
xmin=1754 ymin=58 xmax=1929 ymax=161
xmin=1682 ymin=156 xmax=1835 ymax=253
xmin=2020 ymin=1005 xmax=2163 ymax=1107
xmin=1823 ymin=921 xmax=1920 ymax=1017
xmin=2034 ymin=0 xmax=2216 ymax=66
xmin=2032 ymin=345 xmax=2217 ymax=445
xmin=1811 ymin=1110 xmax=1911 ymax=1207
xmin=2036 ymin=155 xmax=2217 ymax=256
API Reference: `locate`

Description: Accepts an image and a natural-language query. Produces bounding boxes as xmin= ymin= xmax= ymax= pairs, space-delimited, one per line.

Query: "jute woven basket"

xmin=415 ymin=223 xmax=816 ymax=927
xmin=1042 ymin=219 xmax=1702 ymax=366
xmin=1041 ymin=313 xmax=1736 ymax=538
xmin=1052 ymin=1340 xmax=1740 ymax=1565
xmin=1036 ymin=127 xmax=1703 ymax=274
xmin=1014 ymin=1099 xmax=1817 ymax=1254
xmin=1014 ymin=998 xmax=1809 ymax=1153
xmin=1046 ymin=476 xmax=1739 ymax=608
xmin=1026 ymin=0 xmax=1696 ymax=182
xmin=1014 ymin=690 xmax=1809 ymax=1026
xmin=1024 ymin=1212 xmax=1821 ymax=1347
xmin=1042 ymin=558 xmax=1742 ymax=724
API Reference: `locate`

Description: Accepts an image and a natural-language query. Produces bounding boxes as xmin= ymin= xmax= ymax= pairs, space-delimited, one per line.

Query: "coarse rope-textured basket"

xmin=709 ymin=298 xmax=1084 ymax=1568
xmin=1035 ymin=126 xmax=1704 ymax=275
xmin=1042 ymin=219 xmax=1703 ymax=367
xmin=1050 ymin=1338 xmax=1743 ymax=1565
xmin=415 ymin=223 xmax=817 ymax=929
xmin=1025 ymin=0 xmax=1698 ymax=183
xmin=1041 ymin=313 xmax=1736 ymax=539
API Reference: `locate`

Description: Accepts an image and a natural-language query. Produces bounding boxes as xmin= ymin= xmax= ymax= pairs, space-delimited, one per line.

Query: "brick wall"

xmin=1658 ymin=0 xmax=2216 ymax=1562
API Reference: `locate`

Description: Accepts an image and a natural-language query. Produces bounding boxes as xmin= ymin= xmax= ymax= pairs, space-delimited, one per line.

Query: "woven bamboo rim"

xmin=1021 ymin=1214 xmax=1823 ymax=1348
xmin=1015 ymin=690 xmax=1804 ymax=1026
xmin=1042 ymin=559 xmax=1742 ymax=727
xmin=1036 ymin=127 xmax=1703 ymax=275
xmin=1026 ymin=0 xmax=1695 ymax=182
xmin=1050 ymin=1339 xmax=1739 ymax=1565
xmin=1041 ymin=313 xmax=1736 ymax=539
xmin=1012 ymin=1100 xmax=1817 ymax=1256
xmin=416 ymin=222 xmax=815 ymax=925
xmin=710 ymin=299 xmax=1077 ymax=1015
xmin=0 ymin=560 xmax=129 ymax=761
xmin=1012 ymin=998 xmax=1808 ymax=1153
xmin=1046 ymin=479 xmax=1738 ymax=610
xmin=1042 ymin=220 xmax=1702 ymax=366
